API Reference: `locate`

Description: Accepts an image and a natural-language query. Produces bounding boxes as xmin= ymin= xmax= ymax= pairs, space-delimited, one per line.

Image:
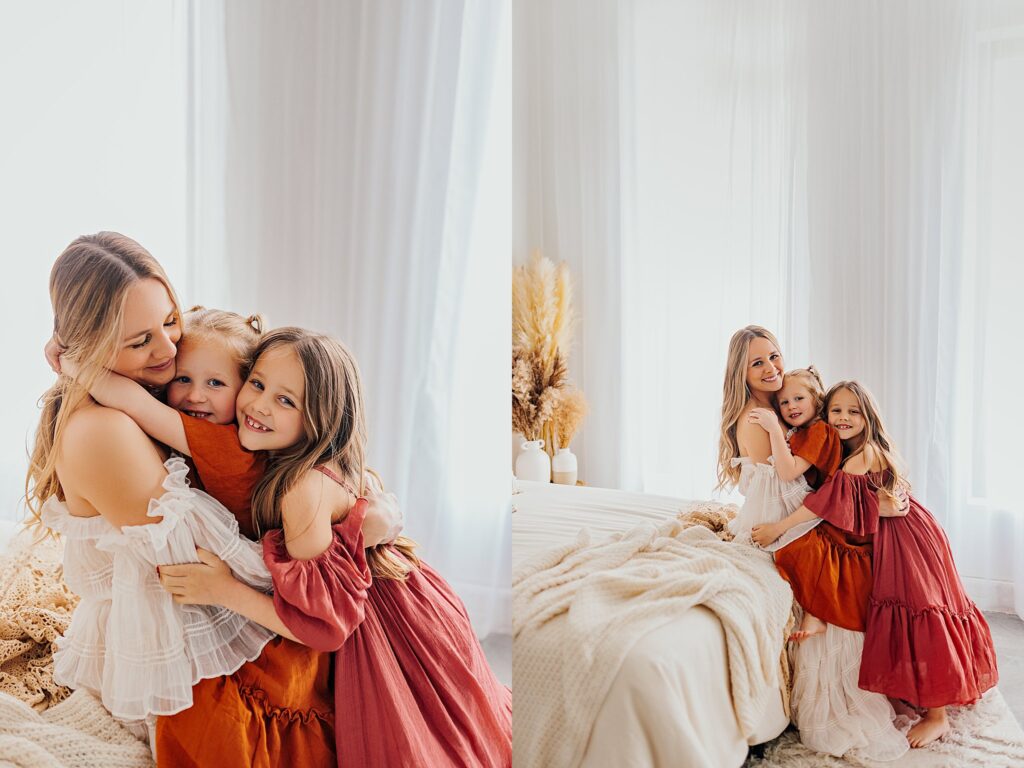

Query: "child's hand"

xmin=751 ymin=521 xmax=783 ymax=547
xmin=44 ymin=334 xmax=66 ymax=374
xmin=747 ymin=407 xmax=781 ymax=433
xmin=158 ymin=548 xmax=236 ymax=606
xmin=59 ymin=355 xmax=81 ymax=380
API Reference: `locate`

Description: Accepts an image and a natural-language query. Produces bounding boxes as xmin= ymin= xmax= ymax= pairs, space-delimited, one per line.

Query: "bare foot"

xmin=907 ymin=707 xmax=949 ymax=748
xmin=790 ymin=613 xmax=827 ymax=643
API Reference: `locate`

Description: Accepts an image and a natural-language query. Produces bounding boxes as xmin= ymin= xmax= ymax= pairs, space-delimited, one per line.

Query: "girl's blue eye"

xmin=209 ymin=379 xmax=225 ymax=387
xmin=279 ymin=397 xmax=294 ymax=407
xmin=175 ymin=376 xmax=191 ymax=384
xmin=250 ymin=379 xmax=263 ymax=390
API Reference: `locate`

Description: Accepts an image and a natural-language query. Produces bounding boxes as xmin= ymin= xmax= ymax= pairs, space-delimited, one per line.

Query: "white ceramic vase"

xmin=515 ymin=440 xmax=551 ymax=483
xmin=552 ymin=447 xmax=578 ymax=485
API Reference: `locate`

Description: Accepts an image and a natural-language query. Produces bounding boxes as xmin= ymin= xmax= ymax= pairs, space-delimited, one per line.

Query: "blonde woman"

xmin=717 ymin=325 xmax=820 ymax=549
xmin=719 ymin=326 xmax=908 ymax=761
xmin=29 ymin=233 xmax=397 ymax=764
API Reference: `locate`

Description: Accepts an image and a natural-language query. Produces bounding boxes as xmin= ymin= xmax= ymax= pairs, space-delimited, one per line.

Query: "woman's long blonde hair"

xmin=248 ymin=328 xmax=419 ymax=581
xmin=717 ymin=325 xmax=782 ymax=489
xmin=825 ymin=380 xmax=908 ymax=501
xmin=25 ymin=233 xmax=181 ymax=522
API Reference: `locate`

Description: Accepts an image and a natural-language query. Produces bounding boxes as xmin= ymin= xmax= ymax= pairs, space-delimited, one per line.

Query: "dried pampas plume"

xmin=553 ymin=389 xmax=588 ymax=449
xmin=512 ymin=253 xmax=586 ymax=455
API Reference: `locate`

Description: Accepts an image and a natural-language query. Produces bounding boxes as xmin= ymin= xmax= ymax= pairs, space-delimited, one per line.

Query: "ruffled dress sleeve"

xmin=41 ymin=456 xmax=274 ymax=722
xmin=802 ymin=471 xmax=880 ymax=536
xmin=789 ymin=421 xmax=842 ymax=484
xmin=262 ymin=499 xmax=373 ymax=653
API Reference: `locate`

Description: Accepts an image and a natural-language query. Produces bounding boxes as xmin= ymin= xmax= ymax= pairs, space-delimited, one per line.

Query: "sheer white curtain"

xmin=515 ymin=0 xmax=1023 ymax=615
xmin=187 ymin=0 xmax=511 ymax=636
xmin=0 ymin=2 xmax=189 ymax=522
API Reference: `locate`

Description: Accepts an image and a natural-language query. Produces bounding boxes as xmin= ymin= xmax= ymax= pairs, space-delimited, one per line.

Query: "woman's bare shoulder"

xmin=60 ymin=405 xmax=165 ymax=481
xmin=736 ymin=416 xmax=771 ymax=459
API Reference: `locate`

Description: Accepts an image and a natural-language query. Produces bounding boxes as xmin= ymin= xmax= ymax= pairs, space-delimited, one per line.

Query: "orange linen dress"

xmin=772 ymin=421 xmax=875 ymax=632
xmin=155 ymin=416 xmax=336 ymax=767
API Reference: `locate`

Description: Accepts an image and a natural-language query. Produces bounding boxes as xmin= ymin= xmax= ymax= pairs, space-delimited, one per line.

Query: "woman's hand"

xmin=361 ymin=490 xmax=404 ymax=548
xmin=878 ymin=484 xmax=910 ymax=517
xmin=158 ymin=548 xmax=237 ymax=606
xmin=45 ymin=334 xmax=66 ymax=374
xmin=751 ymin=521 xmax=783 ymax=547
xmin=747 ymin=407 xmax=782 ymax=434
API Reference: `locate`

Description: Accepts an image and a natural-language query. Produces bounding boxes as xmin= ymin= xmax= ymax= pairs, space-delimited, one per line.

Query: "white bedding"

xmin=513 ymin=481 xmax=789 ymax=768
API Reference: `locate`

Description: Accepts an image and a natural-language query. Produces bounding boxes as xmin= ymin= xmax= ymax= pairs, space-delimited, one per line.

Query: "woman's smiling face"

xmin=745 ymin=337 xmax=784 ymax=395
xmin=110 ymin=278 xmax=181 ymax=388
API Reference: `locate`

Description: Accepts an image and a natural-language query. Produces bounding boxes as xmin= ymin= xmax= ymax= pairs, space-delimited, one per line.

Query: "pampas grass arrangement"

xmin=512 ymin=252 xmax=588 ymax=455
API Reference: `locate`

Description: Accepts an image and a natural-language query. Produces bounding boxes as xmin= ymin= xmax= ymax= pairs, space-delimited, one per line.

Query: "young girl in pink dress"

xmin=755 ymin=380 xmax=998 ymax=748
xmin=152 ymin=326 xmax=512 ymax=766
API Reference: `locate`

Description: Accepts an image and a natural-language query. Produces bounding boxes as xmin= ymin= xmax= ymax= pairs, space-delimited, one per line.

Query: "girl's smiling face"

xmin=746 ymin=337 xmax=784 ymax=395
xmin=828 ymin=387 xmax=865 ymax=441
xmin=235 ymin=345 xmax=307 ymax=451
xmin=167 ymin=338 xmax=243 ymax=424
xmin=111 ymin=278 xmax=181 ymax=388
xmin=777 ymin=381 xmax=815 ymax=428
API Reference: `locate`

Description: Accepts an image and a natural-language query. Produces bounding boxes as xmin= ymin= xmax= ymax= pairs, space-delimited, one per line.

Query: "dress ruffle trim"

xmin=237 ymin=684 xmax=333 ymax=725
xmin=862 ymin=597 xmax=999 ymax=707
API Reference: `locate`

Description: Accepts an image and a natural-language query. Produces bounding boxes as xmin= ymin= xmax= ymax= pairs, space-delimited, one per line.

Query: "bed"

xmin=513 ymin=480 xmax=790 ymax=768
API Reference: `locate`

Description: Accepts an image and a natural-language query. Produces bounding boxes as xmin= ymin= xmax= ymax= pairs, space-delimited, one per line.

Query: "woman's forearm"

xmin=777 ymin=504 xmax=819 ymax=532
xmin=221 ymin=579 xmax=301 ymax=644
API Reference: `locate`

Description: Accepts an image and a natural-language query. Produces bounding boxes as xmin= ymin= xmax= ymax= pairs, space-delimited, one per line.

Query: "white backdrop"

xmin=514 ymin=0 xmax=1024 ymax=616
xmin=187 ymin=0 xmax=511 ymax=636
xmin=0 ymin=0 xmax=511 ymax=638
xmin=0 ymin=1 xmax=189 ymax=523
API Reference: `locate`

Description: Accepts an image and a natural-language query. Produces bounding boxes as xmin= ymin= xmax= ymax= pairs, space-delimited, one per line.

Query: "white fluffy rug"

xmin=746 ymin=688 xmax=1024 ymax=768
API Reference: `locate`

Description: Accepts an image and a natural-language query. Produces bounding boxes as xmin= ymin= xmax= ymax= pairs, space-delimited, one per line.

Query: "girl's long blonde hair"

xmin=25 ymin=233 xmax=181 ymax=522
xmin=825 ymin=380 xmax=908 ymax=501
xmin=182 ymin=305 xmax=265 ymax=377
xmin=717 ymin=325 xmax=782 ymax=489
xmin=248 ymin=328 xmax=419 ymax=581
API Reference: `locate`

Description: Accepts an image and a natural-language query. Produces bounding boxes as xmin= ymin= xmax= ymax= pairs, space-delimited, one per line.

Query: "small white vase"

xmin=552 ymin=447 xmax=578 ymax=485
xmin=515 ymin=440 xmax=551 ymax=483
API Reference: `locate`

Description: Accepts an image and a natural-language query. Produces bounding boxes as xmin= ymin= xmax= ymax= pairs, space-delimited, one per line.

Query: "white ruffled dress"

xmin=728 ymin=457 xmax=821 ymax=551
xmin=728 ymin=460 xmax=910 ymax=761
xmin=40 ymin=457 xmax=275 ymax=726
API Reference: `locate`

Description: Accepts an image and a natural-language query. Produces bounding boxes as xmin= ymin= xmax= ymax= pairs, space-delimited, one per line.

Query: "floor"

xmin=986 ymin=611 xmax=1024 ymax=726
xmin=482 ymin=633 xmax=512 ymax=688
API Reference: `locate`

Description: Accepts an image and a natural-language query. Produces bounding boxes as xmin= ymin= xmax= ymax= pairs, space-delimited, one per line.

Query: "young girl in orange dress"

xmin=746 ymin=366 xmax=844 ymax=640
xmin=81 ymin=317 xmax=512 ymax=766
xmin=755 ymin=381 xmax=998 ymax=748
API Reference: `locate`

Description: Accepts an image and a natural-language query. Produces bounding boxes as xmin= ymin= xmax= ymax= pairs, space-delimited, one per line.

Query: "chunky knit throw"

xmin=0 ymin=532 xmax=79 ymax=711
xmin=513 ymin=501 xmax=793 ymax=768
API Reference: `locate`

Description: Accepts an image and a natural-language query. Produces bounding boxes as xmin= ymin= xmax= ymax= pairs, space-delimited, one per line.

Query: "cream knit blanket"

xmin=0 ymin=532 xmax=78 ymax=711
xmin=512 ymin=506 xmax=793 ymax=768
xmin=0 ymin=689 xmax=153 ymax=767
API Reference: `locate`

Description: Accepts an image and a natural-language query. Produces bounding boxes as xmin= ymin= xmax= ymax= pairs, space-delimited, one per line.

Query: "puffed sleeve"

xmin=262 ymin=499 xmax=373 ymax=652
xmin=790 ymin=421 xmax=843 ymax=478
xmin=802 ymin=471 xmax=879 ymax=536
